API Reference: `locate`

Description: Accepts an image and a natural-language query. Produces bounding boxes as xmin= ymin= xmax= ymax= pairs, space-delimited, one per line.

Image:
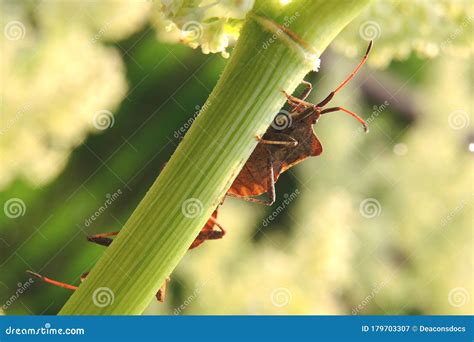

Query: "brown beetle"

xmin=227 ymin=41 xmax=372 ymax=205
xmin=27 ymin=209 xmax=225 ymax=302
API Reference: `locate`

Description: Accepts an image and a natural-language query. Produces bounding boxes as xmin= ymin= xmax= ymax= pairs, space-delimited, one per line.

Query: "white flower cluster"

xmin=153 ymin=0 xmax=473 ymax=67
xmin=0 ymin=1 xmax=150 ymax=190
xmin=333 ymin=0 xmax=474 ymax=68
xmin=152 ymin=0 xmax=255 ymax=58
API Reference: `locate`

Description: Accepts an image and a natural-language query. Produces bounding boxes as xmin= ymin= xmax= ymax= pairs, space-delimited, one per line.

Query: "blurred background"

xmin=1 ymin=0 xmax=472 ymax=315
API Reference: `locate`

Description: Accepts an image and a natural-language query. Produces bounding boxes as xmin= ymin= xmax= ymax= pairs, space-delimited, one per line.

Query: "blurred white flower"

xmin=35 ymin=0 xmax=151 ymax=42
xmin=333 ymin=0 xmax=474 ymax=68
xmin=0 ymin=29 xmax=126 ymax=189
xmin=0 ymin=1 xmax=150 ymax=190
xmin=152 ymin=0 xmax=254 ymax=57
xmin=152 ymin=0 xmax=473 ymax=66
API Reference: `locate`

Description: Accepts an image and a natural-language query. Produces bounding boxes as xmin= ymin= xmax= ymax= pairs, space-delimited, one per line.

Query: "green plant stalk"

xmin=60 ymin=0 xmax=371 ymax=315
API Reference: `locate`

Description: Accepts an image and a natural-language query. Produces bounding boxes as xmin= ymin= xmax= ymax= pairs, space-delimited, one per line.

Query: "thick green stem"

xmin=60 ymin=0 xmax=371 ymax=315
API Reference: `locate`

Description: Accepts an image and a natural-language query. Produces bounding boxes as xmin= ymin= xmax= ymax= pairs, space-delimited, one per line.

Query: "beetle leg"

xmin=198 ymin=217 xmax=226 ymax=241
xmin=282 ymin=90 xmax=314 ymax=110
xmin=298 ymin=80 xmax=313 ymax=101
xmin=80 ymin=272 xmax=89 ymax=282
xmin=290 ymin=80 xmax=313 ymax=112
xmin=156 ymin=277 xmax=171 ymax=302
xmin=86 ymin=231 xmax=118 ymax=247
xmin=190 ymin=217 xmax=226 ymax=250
xmin=264 ymin=159 xmax=276 ymax=206
xmin=229 ymin=147 xmax=276 ymax=206
xmin=88 ymin=224 xmax=226 ymax=251
xmin=282 ymin=80 xmax=312 ymax=105
xmin=256 ymin=134 xmax=298 ymax=147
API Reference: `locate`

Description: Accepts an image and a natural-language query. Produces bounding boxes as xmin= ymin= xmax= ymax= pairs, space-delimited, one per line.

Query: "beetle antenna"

xmin=320 ymin=106 xmax=369 ymax=133
xmin=317 ymin=40 xmax=373 ymax=107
